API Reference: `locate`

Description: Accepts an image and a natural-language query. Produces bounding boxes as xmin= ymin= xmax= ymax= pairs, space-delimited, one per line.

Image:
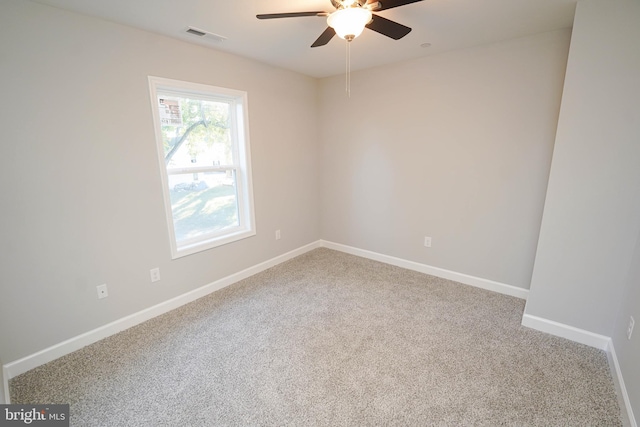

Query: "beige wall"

xmin=0 ymin=0 xmax=320 ymax=363
xmin=318 ymin=29 xmax=571 ymax=289
xmin=525 ymin=0 xmax=640 ymax=335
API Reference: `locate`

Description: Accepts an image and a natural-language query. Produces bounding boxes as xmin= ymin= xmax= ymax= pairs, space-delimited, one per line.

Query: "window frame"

xmin=148 ymin=76 xmax=256 ymax=259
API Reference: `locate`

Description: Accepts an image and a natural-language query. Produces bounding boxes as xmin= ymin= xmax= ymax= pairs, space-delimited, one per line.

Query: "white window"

xmin=148 ymin=76 xmax=255 ymax=258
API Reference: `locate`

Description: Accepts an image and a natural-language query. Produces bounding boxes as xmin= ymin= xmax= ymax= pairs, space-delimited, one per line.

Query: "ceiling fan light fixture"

xmin=327 ymin=7 xmax=372 ymax=40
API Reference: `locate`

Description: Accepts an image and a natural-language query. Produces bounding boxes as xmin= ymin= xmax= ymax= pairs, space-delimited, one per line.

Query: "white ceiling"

xmin=31 ymin=0 xmax=577 ymax=78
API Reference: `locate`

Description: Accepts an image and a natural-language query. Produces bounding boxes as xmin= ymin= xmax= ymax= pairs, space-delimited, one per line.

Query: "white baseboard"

xmin=3 ymin=241 xmax=321 ymax=380
xmin=521 ymin=313 xmax=611 ymax=350
xmin=608 ymin=342 xmax=637 ymax=427
xmin=1 ymin=365 xmax=9 ymax=404
xmin=1 ymin=240 xmax=527 ymax=380
xmin=320 ymin=240 xmax=529 ymax=300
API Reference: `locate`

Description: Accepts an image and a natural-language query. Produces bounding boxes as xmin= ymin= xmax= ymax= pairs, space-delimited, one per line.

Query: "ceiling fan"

xmin=257 ymin=0 xmax=425 ymax=47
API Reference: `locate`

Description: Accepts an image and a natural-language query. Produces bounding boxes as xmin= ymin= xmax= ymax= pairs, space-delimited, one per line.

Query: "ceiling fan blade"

xmin=256 ymin=12 xmax=326 ymax=19
xmin=366 ymin=14 xmax=411 ymax=40
xmin=311 ymin=27 xmax=336 ymax=47
xmin=370 ymin=0 xmax=424 ymax=11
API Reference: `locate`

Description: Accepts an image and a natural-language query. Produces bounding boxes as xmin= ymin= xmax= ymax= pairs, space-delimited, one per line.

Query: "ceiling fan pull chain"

xmin=346 ymin=39 xmax=351 ymax=97
xmin=345 ymin=39 xmax=348 ymax=95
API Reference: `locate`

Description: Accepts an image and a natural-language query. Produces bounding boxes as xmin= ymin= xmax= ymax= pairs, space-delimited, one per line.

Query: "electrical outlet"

xmin=97 ymin=284 xmax=108 ymax=299
xmin=628 ymin=316 xmax=635 ymax=340
xmin=424 ymin=236 xmax=432 ymax=247
xmin=275 ymin=229 xmax=281 ymax=240
xmin=150 ymin=268 xmax=161 ymax=283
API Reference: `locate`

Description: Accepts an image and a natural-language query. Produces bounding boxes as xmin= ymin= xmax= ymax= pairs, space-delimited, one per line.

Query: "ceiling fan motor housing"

xmin=331 ymin=0 xmax=368 ymax=9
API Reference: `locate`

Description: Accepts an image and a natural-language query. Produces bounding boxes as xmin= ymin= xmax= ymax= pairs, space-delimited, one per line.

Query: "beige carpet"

xmin=10 ymin=248 xmax=622 ymax=426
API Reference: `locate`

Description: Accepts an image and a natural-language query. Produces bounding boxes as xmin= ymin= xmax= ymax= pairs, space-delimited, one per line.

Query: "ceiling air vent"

xmin=186 ymin=28 xmax=206 ymax=37
xmin=185 ymin=27 xmax=227 ymax=43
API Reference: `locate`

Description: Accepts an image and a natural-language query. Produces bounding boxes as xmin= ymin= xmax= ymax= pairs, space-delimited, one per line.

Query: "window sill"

xmin=172 ymin=228 xmax=256 ymax=259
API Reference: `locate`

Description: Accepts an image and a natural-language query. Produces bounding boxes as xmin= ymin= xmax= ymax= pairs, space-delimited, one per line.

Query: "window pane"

xmin=168 ymin=171 xmax=239 ymax=243
xmin=159 ymin=96 xmax=234 ymax=168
